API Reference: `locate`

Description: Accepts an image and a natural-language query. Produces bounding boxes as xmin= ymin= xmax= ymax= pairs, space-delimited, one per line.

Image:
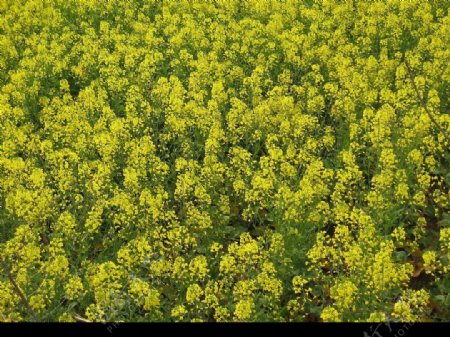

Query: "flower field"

xmin=0 ymin=0 xmax=449 ymax=322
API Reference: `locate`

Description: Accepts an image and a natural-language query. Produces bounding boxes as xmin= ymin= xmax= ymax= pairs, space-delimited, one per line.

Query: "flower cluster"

xmin=1 ymin=0 xmax=449 ymax=322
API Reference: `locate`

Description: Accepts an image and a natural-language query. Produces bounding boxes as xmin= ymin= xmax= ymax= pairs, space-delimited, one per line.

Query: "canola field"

xmin=0 ymin=0 xmax=450 ymax=322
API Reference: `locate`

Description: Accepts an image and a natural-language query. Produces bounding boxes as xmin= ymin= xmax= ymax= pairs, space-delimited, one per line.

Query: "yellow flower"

xmin=320 ymin=306 xmax=341 ymax=322
xmin=234 ymin=299 xmax=254 ymax=321
xmin=186 ymin=283 xmax=203 ymax=304
xmin=171 ymin=305 xmax=188 ymax=321
xmin=64 ymin=276 xmax=85 ymax=301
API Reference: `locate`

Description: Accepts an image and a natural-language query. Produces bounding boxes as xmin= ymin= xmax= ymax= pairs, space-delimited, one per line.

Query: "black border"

xmin=0 ymin=322 xmax=448 ymax=337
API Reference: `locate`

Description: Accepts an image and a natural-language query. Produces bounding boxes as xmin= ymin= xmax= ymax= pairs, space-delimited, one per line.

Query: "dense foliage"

xmin=1 ymin=0 xmax=449 ymax=322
